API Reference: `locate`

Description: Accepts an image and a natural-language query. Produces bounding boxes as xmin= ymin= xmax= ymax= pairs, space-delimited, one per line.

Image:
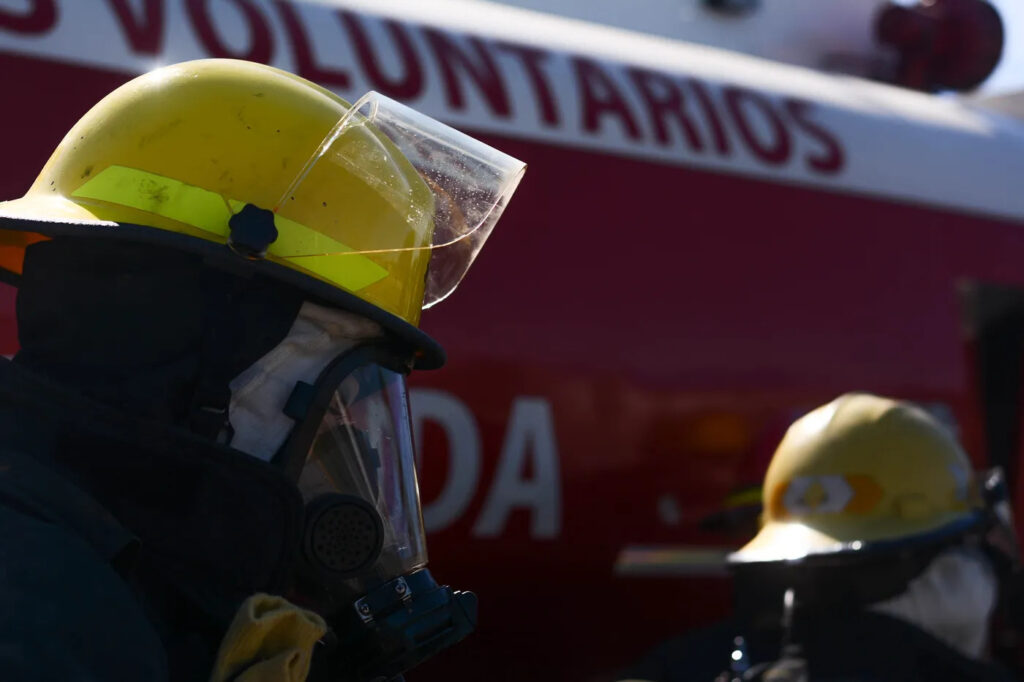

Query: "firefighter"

xmin=620 ymin=393 xmax=1018 ymax=682
xmin=0 ymin=59 xmax=524 ymax=681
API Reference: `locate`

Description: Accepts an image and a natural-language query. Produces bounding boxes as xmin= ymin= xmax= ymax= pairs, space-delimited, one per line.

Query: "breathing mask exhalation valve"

xmin=311 ymin=569 xmax=477 ymax=682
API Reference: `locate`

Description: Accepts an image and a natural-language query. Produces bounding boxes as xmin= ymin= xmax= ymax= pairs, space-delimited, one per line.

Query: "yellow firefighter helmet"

xmin=0 ymin=59 xmax=524 ymax=368
xmin=731 ymin=393 xmax=984 ymax=564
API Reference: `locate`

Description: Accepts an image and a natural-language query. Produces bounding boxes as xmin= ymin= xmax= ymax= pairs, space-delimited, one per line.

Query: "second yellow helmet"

xmin=731 ymin=393 xmax=984 ymax=564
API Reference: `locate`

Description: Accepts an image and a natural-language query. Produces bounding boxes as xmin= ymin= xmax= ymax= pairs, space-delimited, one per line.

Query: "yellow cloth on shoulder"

xmin=210 ymin=594 xmax=328 ymax=682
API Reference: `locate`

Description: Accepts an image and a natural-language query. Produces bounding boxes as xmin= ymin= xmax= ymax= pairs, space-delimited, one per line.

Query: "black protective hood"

xmin=14 ymin=237 xmax=305 ymax=426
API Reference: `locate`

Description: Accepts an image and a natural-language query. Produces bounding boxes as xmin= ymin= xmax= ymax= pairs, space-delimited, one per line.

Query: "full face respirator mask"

xmin=268 ymin=343 xmax=477 ymax=682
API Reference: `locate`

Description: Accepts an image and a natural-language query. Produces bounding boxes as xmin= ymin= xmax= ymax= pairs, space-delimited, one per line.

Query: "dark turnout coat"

xmin=0 ymin=358 xmax=305 ymax=681
xmin=620 ymin=611 xmax=1017 ymax=682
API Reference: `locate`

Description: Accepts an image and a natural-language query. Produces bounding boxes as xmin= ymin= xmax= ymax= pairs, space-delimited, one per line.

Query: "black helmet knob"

xmin=228 ymin=204 xmax=279 ymax=259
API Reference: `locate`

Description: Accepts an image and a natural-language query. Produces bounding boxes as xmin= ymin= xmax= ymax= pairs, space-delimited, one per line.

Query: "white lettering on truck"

xmin=410 ymin=389 xmax=562 ymax=539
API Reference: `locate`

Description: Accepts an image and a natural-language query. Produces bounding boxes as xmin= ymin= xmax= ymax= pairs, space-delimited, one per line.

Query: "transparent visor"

xmin=297 ymin=363 xmax=427 ymax=593
xmin=275 ymin=92 xmax=526 ymax=309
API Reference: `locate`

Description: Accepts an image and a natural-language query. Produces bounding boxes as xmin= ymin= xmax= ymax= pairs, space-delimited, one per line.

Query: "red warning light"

xmin=875 ymin=0 xmax=1004 ymax=92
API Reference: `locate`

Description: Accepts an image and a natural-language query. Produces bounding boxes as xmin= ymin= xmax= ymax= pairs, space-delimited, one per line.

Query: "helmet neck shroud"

xmin=14 ymin=236 xmax=305 ymax=439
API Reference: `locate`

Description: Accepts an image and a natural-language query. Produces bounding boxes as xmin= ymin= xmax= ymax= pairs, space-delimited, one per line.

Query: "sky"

xmin=984 ymin=0 xmax=1024 ymax=93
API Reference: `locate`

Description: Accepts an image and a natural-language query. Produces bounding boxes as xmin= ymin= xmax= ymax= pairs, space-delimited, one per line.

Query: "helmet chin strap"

xmin=228 ymin=301 xmax=382 ymax=462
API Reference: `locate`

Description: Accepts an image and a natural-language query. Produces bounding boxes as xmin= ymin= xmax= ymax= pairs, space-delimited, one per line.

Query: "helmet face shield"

xmin=274 ymin=92 xmax=526 ymax=319
xmin=294 ymin=356 xmax=427 ymax=597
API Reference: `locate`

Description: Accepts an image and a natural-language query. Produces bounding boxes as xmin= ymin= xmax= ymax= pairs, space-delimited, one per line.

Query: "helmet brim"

xmin=728 ymin=511 xmax=986 ymax=565
xmin=0 ymin=210 xmax=445 ymax=370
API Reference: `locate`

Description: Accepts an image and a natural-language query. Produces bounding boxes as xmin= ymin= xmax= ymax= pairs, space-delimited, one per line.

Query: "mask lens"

xmin=298 ymin=364 xmax=427 ymax=594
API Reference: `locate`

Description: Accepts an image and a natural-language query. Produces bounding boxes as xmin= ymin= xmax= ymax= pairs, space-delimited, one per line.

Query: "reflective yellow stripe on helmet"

xmin=72 ymin=166 xmax=388 ymax=292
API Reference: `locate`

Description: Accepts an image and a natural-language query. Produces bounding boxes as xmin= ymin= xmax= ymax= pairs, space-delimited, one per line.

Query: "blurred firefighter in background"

xmin=0 ymin=59 xmax=524 ymax=681
xmin=620 ymin=393 xmax=1020 ymax=682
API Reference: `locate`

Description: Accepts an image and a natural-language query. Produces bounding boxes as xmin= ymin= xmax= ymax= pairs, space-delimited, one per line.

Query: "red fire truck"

xmin=1 ymin=0 xmax=1021 ymax=678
